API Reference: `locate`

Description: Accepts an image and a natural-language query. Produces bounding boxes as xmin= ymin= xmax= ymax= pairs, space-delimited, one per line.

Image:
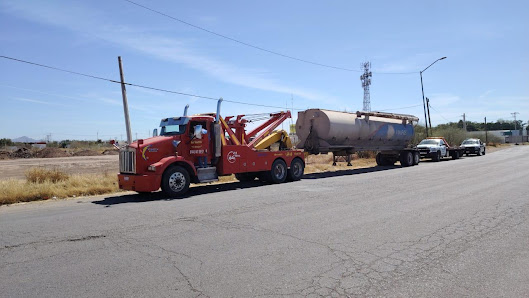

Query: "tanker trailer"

xmin=296 ymin=109 xmax=420 ymax=167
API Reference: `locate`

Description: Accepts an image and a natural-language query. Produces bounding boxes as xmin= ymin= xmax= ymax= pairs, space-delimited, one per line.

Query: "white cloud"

xmin=2 ymin=1 xmax=338 ymax=104
xmin=12 ymin=97 xmax=68 ymax=106
xmin=428 ymin=93 xmax=460 ymax=106
xmin=479 ymin=89 xmax=495 ymax=98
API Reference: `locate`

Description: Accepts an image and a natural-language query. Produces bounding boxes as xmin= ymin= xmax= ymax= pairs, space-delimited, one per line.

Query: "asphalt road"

xmin=1 ymin=146 xmax=528 ymax=297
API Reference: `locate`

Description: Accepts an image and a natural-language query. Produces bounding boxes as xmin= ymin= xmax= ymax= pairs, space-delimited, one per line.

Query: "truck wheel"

xmin=287 ymin=158 xmax=304 ymax=181
xmin=399 ymin=152 xmax=413 ymax=167
xmin=483 ymin=148 xmax=486 ymax=155
xmin=452 ymin=151 xmax=459 ymax=160
xmin=432 ymin=151 xmax=441 ymax=162
xmin=268 ymin=159 xmax=288 ymax=183
xmin=376 ymin=153 xmax=389 ymax=166
xmin=413 ymin=152 xmax=420 ymax=165
xmin=477 ymin=149 xmax=482 ymax=156
xmin=376 ymin=153 xmax=383 ymax=166
xmin=161 ymin=166 xmax=190 ymax=197
xmin=235 ymin=172 xmax=257 ymax=182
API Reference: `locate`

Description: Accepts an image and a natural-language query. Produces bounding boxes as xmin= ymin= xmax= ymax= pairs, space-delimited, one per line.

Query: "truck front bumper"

xmin=464 ymin=147 xmax=479 ymax=154
xmin=418 ymin=149 xmax=435 ymax=158
xmin=118 ymin=173 xmax=162 ymax=193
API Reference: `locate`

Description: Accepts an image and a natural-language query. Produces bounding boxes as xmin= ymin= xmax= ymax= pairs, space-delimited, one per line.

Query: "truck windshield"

xmin=160 ymin=125 xmax=186 ymax=136
xmin=462 ymin=140 xmax=479 ymax=145
xmin=419 ymin=139 xmax=439 ymax=145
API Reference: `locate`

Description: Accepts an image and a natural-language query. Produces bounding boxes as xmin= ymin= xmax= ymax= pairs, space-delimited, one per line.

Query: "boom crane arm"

xmin=247 ymin=111 xmax=291 ymax=148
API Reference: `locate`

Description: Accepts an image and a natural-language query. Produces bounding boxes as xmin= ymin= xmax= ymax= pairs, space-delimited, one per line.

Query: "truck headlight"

xmin=148 ymin=165 xmax=157 ymax=172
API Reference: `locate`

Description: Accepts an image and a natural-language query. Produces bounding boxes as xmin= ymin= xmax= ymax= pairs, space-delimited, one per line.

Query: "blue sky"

xmin=1 ymin=0 xmax=527 ymax=141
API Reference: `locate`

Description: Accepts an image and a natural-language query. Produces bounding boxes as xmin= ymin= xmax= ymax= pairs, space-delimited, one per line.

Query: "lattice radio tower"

xmin=360 ymin=62 xmax=372 ymax=111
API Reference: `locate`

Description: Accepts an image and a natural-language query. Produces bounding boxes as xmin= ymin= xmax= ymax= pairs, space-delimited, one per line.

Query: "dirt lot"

xmin=0 ymin=145 xmax=511 ymax=181
xmin=0 ymin=155 xmax=119 ymax=180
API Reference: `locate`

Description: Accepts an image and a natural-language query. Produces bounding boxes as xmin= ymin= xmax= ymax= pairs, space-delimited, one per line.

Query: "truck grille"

xmin=119 ymin=149 xmax=136 ymax=174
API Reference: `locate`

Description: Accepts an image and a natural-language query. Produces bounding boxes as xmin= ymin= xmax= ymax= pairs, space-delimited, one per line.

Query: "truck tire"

xmin=413 ymin=152 xmax=420 ymax=165
xmin=287 ymin=158 xmax=304 ymax=181
xmin=399 ymin=151 xmax=413 ymax=167
xmin=477 ymin=148 xmax=482 ymax=156
xmin=452 ymin=151 xmax=460 ymax=160
xmin=266 ymin=159 xmax=288 ymax=183
xmin=432 ymin=151 xmax=441 ymax=162
xmin=235 ymin=172 xmax=257 ymax=182
xmin=161 ymin=166 xmax=190 ymax=197
xmin=376 ymin=153 xmax=383 ymax=166
xmin=483 ymin=148 xmax=486 ymax=155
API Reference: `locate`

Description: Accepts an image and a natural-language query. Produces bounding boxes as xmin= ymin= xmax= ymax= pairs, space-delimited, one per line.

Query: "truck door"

xmin=189 ymin=121 xmax=209 ymax=166
xmin=439 ymin=139 xmax=447 ymax=156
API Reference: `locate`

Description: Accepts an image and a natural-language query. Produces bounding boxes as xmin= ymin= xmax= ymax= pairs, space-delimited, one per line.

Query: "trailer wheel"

xmin=399 ymin=152 xmax=413 ymax=167
xmin=161 ymin=166 xmax=190 ymax=197
xmin=287 ymin=158 xmax=304 ymax=181
xmin=413 ymin=152 xmax=420 ymax=165
xmin=376 ymin=153 xmax=384 ymax=166
xmin=432 ymin=151 xmax=441 ymax=162
xmin=267 ymin=159 xmax=287 ymax=183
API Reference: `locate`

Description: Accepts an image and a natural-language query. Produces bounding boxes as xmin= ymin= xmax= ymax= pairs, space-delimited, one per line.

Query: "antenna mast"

xmin=360 ymin=61 xmax=372 ymax=111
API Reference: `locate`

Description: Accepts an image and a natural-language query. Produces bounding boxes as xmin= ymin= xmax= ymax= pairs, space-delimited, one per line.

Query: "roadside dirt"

xmin=0 ymin=145 xmax=512 ymax=181
xmin=0 ymin=155 xmax=119 ymax=180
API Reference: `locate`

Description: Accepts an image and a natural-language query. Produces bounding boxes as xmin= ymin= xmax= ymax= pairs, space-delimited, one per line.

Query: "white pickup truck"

xmin=416 ymin=137 xmax=465 ymax=161
xmin=460 ymin=138 xmax=486 ymax=156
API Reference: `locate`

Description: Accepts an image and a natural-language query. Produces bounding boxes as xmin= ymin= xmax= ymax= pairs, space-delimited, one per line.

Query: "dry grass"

xmin=0 ymin=167 xmax=119 ymax=205
xmin=2 ymin=153 xmax=377 ymax=205
xmin=305 ymin=153 xmax=376 ymax=174
xmin=25 ymin=167 xmax=69 ymax=183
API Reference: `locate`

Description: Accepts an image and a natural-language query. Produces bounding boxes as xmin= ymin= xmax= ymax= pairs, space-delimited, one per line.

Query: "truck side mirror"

xmin=194 ymin=125 xmax=203 ymax=139
xmin=153 ymin=129 xmax=158 ymax=137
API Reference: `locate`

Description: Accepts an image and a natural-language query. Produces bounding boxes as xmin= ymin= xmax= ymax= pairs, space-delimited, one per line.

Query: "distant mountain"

xmin=12 ymin=136 xmax=42 ymax=143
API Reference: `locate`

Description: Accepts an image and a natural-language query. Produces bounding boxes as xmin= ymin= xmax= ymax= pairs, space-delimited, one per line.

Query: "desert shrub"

xmin=25 ymin=167 xmax=69 ymax=183
xmin=430 ymin=127 xmax=468 ymax=146
xmin=356 ymin=151 xmax=377 ymax=159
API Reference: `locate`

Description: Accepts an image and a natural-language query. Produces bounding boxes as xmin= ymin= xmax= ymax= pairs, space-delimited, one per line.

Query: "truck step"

xmin=197 ymin=167 xmax=218 ymax=182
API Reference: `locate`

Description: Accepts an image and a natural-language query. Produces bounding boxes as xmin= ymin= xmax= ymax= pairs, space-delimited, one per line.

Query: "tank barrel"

xmin=296 ymin=109 xmax=417 ymax=154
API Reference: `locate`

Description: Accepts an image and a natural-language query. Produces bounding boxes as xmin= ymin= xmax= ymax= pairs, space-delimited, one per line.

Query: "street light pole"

xmin=420 ymin=72 xmax=428 ymax=136
xmin=420 ymin=57 xmax=446 ymax=137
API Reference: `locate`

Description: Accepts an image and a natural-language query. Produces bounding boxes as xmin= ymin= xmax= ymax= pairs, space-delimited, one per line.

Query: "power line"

xmin=1 ymin=54 xmax=423 ymax=113
xmin=0 ymin=55 xmax=303 ymax=110
xmin=0 ymin=55 xmax=118 ymax=83
xmin=376 ymin=104 xmax=422 ymax=112
xmin=122 ymin=0 xmax=418 ymax=75
xmin=428 ymin=103 xmax=452 ymax=122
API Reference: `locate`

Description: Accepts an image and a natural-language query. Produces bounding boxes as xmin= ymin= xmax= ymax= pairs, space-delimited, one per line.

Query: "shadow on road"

xmin=92 ymin=165 xmax=403 ymax=206
xmin=303 ymin=165 xmax=400 ymax=179
xmin=92 ymin=180 xmax=272 ymax=207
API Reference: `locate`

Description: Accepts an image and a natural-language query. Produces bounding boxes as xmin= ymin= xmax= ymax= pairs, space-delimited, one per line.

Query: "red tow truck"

xmin=117 ymin=99 xmax=305 ymax=196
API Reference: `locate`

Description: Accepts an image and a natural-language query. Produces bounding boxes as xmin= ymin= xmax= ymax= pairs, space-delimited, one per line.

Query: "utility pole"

xmin=118 ymin=56 xmax=133 ymax=145
xmin=419 ymin=57 xmax=446 ymax=137
xmin=512 ymin=112 xmax=519 ymax=144
xmin=360 ymin=62 xmax=372 ymax=112
xmin=461 ymin=113 xmax=467 ymax=131
xmin=484 ymin=117 xmax=488 ymax=144
xmin=426 ymin=97 xmax=432 ymax=136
